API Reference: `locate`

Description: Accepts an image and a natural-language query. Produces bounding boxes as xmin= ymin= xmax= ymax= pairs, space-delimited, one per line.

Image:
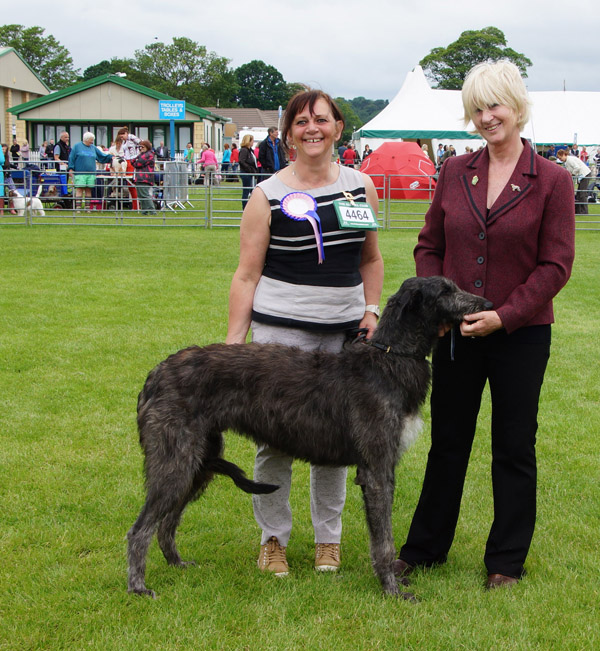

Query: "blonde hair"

xmin=462 ymin=60 xmax=531 ymax=132
xmin=240 ymin=134 xmax=254 ymax=149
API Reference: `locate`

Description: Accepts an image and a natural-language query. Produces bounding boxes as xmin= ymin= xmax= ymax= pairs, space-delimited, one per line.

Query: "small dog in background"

xmin=9 ymin=189 xmax=45 ymax=216
xmin=111 ymin=156 xmax=128 ymax=175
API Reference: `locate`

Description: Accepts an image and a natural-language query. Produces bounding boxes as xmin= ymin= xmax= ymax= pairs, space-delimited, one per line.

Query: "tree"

xmin=82 ymin=60 xmax=114 ymax=80
xmin=235 ymin=60 xmax=289 ymax=109
xmin=419 ymin=26 xmax=532 ymax=90
xmin=334 ymin=98 xmax=363 ymax=143
xmin=0 ymin=24 xmax=79 ymax=89
xmin=129 ymin=38 xmax=238 ymax=106
xmin=347 ymin=97 xmax=389 ymax=123
xmin=82 ymin=57 xmax=155 ymax=88
xmin=284 ymin=82 xmax=309 ymax=103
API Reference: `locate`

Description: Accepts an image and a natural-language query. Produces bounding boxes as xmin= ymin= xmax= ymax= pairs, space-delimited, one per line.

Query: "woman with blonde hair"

xmin=395 ymin=60 xmax=575 ymax=590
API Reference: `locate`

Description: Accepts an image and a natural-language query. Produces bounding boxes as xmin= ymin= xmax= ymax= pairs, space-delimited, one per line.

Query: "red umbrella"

xmin=360 ymin=142 xmax=436 ymax=200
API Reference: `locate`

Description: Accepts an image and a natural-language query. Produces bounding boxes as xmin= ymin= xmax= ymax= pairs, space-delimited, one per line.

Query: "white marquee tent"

xmin=354 ymin=66 xmax=600 ymax=154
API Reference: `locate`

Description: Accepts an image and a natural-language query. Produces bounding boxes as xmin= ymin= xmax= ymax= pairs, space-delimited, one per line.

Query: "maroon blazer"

xmin=414 ymin=140 xmax=575 ymax=333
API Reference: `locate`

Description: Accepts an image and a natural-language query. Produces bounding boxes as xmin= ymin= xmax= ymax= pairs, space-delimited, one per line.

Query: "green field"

xmin=0 ymin=227 xmax=598 ymax=650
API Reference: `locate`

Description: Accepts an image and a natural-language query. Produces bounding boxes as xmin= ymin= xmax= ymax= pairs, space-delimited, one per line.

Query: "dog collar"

xmin=365 ymin=340 xmax=426 ymax=360
xmin=351 ymin=329 xmax=426 ymax=360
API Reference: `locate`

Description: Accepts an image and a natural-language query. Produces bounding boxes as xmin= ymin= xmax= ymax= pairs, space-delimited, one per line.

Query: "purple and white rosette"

xmin=280 ymin=192 xmax=325 ymax=264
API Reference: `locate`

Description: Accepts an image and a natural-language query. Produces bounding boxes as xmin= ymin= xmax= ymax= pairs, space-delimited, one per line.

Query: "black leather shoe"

xmin=392 ymin=558 xmax=414 ymax=586
xmin=486 ymin=573 xmax=519 ymax=590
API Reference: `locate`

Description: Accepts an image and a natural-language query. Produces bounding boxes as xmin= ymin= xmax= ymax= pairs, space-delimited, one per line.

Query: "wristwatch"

xmin=365 ymin=304 xmax=380 ymax=319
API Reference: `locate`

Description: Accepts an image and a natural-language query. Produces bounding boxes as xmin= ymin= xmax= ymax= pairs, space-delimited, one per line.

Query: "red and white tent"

xmin=360 ymin=141 xmax=436 ymax=200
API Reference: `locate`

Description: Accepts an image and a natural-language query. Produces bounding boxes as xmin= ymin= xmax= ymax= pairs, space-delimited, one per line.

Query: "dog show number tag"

xmin=333 ymin=199 xmax=379 ymax=230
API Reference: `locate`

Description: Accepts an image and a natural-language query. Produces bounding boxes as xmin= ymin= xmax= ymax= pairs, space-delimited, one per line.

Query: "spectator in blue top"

xmin=258 ymin=127 xmax=287 ymax=179
xmin=221 ymin=143 xmax=231 ymax=178
xmin=68 ymin=132 xmax=113 ymax=212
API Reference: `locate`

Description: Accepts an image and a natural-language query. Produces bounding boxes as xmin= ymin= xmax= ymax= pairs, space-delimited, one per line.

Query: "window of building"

xmin=178 ymin=126 xmax=191 ymax=153
xmin=70 ymin=125 xmax=82 ymax=145
xmin=135 ymin=126 xmax=149 ymax=141
xmin=44 ymin=126 xmax=55 ymax=144
xmin=96 ymin=126 xmax=108 ymax=147
xmin=153 ymin=127 xmax=165 ymax=149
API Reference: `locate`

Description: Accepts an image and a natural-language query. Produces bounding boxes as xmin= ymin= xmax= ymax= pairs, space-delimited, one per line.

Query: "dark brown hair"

xmin=280 ymin=90 xmax=345 ymax=154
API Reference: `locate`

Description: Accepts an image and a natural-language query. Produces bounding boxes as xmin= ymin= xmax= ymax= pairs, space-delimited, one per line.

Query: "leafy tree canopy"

xmin=334 ymin=98 xmax=363 ymax=143
xmin=347 ymin=97 xmax=389 ymax=123
xmin=235 ymin=60 xmax=289 ymax=110
xmin=285 ymin=82 xmax=309 ymax=102
xmin=419 ymin=26 xmax=532 ymax=90
xmin=0 ymin=24 xmax=79 ymax=89
xmin=128 ymin=37 xmax=239 ymax=107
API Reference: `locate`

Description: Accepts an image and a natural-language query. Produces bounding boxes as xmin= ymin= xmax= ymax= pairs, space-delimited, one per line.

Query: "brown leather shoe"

xmin=486 ymin=573 xmax=519 ymax=590
xmin=392 ymin=558 xmax=414 ymax=586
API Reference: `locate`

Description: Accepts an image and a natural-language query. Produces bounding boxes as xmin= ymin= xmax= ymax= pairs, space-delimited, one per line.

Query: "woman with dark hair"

xmin=117 ymin=127 xmax=140 ymax=210
xmin=395 ymin=61 xmax=575 ymax=590
xmin=227 ymin=89 xmax=383 ymax=576
xmin=229 ymin=143 xmax=240 ymax=181
xmin=221 ymin=143 xmax=231 ymax=179
xmin=131 ymin=140 xmax=156 ymax=215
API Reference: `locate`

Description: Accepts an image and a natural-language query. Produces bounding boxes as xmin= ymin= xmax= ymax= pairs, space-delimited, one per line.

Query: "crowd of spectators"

xmin=4 ymin=129 xmax=599 ymax=215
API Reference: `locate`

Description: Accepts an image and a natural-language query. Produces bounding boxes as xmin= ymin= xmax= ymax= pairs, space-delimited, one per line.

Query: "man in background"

xmin=258 ymin=127 xmax=287 ymax=179
xmin=54 ymin=132 xmax=71 ymax=172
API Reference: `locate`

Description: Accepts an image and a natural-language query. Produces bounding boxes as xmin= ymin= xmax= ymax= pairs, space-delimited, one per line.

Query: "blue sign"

xmin=159 ymin=100 xmax=186 ymax=120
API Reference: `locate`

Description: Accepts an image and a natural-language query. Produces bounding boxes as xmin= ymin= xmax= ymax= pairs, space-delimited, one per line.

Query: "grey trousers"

xmin=251 ymin=321 xmax=348 ymax=547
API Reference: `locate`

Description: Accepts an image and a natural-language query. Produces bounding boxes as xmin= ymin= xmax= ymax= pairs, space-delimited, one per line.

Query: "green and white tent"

xmin=354 ymin=65 xmax=600 ymax=155
xmin=353 ymin=66 xmax=482 ymax=158
xmin=354 ymin=66 xmax=477 ymax=142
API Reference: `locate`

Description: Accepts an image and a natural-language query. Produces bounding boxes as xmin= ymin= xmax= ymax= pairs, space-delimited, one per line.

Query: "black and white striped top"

xmin=251 ymin=165 xmax=368 ymax=331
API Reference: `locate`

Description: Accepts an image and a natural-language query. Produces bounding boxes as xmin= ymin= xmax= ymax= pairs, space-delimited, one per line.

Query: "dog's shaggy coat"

xmin=9 ymin=190 xmax=45 ymax=216
xmin=127 ymin=276 xmax=491 ymax=597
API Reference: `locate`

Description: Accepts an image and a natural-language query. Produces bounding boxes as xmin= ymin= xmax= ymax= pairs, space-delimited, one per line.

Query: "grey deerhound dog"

xmin=127 ymin=276 xmax=491 ymax=598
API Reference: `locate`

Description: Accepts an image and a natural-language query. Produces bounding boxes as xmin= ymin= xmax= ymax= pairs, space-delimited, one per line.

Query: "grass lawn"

xmin=0 ymin=226 xmax=598 ymax=650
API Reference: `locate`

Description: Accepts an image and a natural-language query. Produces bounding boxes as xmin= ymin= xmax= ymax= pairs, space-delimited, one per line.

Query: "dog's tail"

xmin=206 ymin=458 xmax=279 ymax=494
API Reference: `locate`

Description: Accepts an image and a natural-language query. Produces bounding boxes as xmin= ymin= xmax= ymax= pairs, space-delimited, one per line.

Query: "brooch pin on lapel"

xmin=511 ymin=184 xmax=521 ymax=192
xmin=472 ymin=176 xmax=479 ymax=186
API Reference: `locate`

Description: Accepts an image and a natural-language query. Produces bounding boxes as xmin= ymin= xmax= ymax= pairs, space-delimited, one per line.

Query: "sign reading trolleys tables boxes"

xmin=159 ymin=101 xmax=185 ymax=162
xmin=159 ymin=101 xmax=186 ymax=120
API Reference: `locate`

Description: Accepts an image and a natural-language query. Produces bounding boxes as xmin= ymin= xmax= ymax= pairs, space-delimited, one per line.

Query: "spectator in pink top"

xmin=200 ymin=146 xmax=219 ymax=185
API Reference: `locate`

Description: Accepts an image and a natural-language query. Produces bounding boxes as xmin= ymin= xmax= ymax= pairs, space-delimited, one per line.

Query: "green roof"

xmin=0 ymin=46 xmax=51 ymax=93
xmin=355 ymin=128 xmax=480 ymax=140
xmin=8 ymin=73 xmax=228 ymax=122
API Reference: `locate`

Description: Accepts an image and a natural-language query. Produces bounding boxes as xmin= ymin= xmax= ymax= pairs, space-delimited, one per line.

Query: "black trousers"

xmin=575 ymin=176 xmax=590 ymax=215
xmin=400 ymin=325 xmax=551 ymax=577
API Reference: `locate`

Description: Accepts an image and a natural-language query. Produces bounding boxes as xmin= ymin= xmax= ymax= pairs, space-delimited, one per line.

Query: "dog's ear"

xmin=397 ymin=288 xmax=422 ymax=316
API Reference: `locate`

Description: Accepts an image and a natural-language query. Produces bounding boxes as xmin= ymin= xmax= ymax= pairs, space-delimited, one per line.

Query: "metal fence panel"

xmin=2 ymin=164 xmax=598 ymax=230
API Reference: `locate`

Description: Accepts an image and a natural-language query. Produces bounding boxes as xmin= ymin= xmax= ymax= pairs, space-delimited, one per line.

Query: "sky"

xmin=18 ymin=0 xmax=599 ymax=100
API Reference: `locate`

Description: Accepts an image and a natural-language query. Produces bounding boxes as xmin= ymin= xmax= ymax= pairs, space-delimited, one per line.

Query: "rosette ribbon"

xmin=280 ymin=192 xmax=325 ymax=264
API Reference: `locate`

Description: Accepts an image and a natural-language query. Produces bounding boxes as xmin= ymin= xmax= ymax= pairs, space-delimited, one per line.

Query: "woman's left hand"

xmin=460 ymin=310 xmax=503 ymax=337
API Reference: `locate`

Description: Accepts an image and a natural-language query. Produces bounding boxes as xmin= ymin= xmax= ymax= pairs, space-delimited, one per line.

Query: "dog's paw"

xmin=399 ymin=590 xmax=418 ymax=603
xmin=129 ymin=587 xmax=157 ymax=599
xmin=170 ymin=559 xmax=197 ymax=568
xmin=179 ymin=560 xmax=197 ymax=568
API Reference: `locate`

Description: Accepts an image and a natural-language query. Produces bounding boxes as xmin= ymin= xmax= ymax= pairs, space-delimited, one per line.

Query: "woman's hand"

xmin=359 ymin=311 xmax=379 ymax=339
xmin=460 ymin=310 xmax=503 ymax=337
